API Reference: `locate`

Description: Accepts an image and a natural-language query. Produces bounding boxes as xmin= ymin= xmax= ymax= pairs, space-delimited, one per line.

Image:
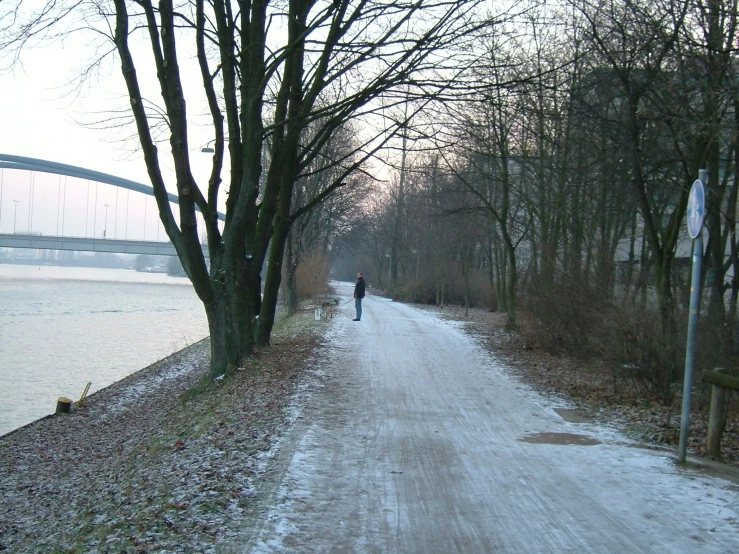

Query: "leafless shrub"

xmin=296 ymin=248 xmax=331 ymax=300
xmin=406 ymin=280 xmax=437 ymax=304
xmin=523 ymin=277 xmax=615 ymax=357
xmin=521 ymin=276 xmax=686 ymax=404
xmin=614 ymin=302 xmax=681 ymax=405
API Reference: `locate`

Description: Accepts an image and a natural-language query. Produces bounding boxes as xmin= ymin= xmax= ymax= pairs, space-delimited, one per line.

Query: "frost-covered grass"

xmin=0 ymin=304 xmax=326 ymax=553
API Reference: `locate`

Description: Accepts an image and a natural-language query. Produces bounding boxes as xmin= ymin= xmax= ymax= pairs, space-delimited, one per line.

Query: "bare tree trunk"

xmin=286 ymin=228 xmax=300 ymax=316
xmin=390 ymin=130 xmax=409 ymax=289
xmin=462 ymin=246 xmax=471 ymax=317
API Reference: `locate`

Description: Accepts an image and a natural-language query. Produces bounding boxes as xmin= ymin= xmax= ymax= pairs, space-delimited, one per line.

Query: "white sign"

xmin=687 ymin=179 xmax=705 ymax=239
xmin=314 ymin=308 xmax=322 ymax=321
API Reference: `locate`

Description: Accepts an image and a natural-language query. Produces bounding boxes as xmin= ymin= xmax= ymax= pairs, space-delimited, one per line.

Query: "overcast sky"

xmin=0 ymin=20 xmax=220 ymax=240
xmin=0 ymin=42 xmax=153 ymax=182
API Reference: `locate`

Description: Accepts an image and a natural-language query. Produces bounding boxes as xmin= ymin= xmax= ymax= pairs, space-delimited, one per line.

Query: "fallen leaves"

xmin=0 ymin=313 xmax=324 ymax=553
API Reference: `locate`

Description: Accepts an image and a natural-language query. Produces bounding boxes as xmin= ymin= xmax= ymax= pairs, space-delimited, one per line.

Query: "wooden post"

xmin=706 ymin=368 xmax=731 ymax=458
xmin=55 ymin=397 xmax=73 ymax=414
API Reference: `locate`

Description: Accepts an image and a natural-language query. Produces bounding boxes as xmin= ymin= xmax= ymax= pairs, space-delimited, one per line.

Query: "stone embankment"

xmin=0 ymin=310 xmax=326 ymax=554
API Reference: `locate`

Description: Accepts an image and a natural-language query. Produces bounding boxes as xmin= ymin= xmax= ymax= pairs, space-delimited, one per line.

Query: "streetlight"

xmin=12 ymin=200 xmax=19 ymax=234
xmin=104 ymin=204 xmax=109 ymax=238
xmin=201 ymin=140 xmax=216 ymax=153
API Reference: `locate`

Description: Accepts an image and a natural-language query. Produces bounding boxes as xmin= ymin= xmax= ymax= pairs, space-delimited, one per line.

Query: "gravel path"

xmin=246 ymin=283 xmax=739 ymax=553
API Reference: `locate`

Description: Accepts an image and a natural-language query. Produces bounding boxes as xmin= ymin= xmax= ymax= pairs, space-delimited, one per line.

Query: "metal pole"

xmin=93 ymin=182 xmax=98 ymax=237
xmin=13 ymin=200 xmax=19 ymax=234
xmin=0 ymin=168 xmax=4 ymax=231
xmin=86 ymin=181 xmax=90 ymax=237
xmin=143 ymin=196 xmax=147 ymax=241
xmin=61 ymin=176 xmax=66 ymax=235
xmin=28 ymin=172 xmax=33 ymax=234
xmin=126 ymin=190 xmax=130 ymax=239
xmin=104 ymin=204 xmax=109 ymax=238
xmin=678 ymin=168 xmax=707 ymax=463
xmin=115 ymin=187 xmax=119 ymax=238
xmin=56 ymin=175 xmax=61 ymax=235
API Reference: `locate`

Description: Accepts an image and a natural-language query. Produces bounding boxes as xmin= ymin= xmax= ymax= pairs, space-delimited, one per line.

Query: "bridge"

xmin=0 ymin=154 xmax=225 ymax=258
xmin=0 ymin=233 xmax=206 ymax=257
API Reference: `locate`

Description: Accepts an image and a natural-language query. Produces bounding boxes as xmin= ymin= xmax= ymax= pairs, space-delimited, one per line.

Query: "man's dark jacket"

xmin=354 ymin=277 xmax=365 ymax=298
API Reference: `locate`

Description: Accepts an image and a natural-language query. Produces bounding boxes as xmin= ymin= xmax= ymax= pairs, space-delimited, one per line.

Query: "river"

xmin=0 ymin=264 xmax=209 ymax=436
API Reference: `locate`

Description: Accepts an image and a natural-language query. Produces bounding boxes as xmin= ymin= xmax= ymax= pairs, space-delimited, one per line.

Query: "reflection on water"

xmin=0 ymin=264 xmax=209 ymax=436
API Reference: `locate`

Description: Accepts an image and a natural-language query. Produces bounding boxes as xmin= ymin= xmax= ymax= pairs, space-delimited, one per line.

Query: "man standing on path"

xmin=353 ymin=272 xmax=365 ymax=321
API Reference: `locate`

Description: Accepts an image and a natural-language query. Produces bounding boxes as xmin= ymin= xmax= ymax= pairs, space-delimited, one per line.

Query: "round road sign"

xmin=687 ymin=179 xmax=705 ymax=239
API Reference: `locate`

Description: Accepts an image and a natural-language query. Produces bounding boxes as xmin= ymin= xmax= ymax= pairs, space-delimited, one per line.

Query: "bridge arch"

xmin=0 ymin=153 xmax=225 ymax=222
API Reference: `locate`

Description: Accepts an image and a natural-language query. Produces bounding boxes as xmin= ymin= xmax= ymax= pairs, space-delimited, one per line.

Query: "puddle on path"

xmin=519 ymin=432 xmax=601 ymax=446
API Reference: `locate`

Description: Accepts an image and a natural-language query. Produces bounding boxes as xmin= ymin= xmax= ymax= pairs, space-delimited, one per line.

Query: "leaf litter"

xmin=0 ymin=306 xmax=335 ymax=554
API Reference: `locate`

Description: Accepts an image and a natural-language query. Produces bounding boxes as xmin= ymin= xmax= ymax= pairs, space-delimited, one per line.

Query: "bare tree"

xmin=438 ymin=25 xmax=531 ymax=325
xmin=571 ymin=0 xmax=689 ymax=322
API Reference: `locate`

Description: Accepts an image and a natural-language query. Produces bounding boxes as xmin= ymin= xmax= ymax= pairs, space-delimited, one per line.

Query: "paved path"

xmin=248 ymin=282 xmax=739 ymax=553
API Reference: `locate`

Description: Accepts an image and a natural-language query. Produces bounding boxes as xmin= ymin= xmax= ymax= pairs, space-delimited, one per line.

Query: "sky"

xmin=0 ymin=12 xmax=219 ymax=241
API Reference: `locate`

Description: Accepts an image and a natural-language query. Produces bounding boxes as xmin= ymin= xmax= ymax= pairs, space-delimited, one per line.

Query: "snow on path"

xmin=248 ymin=282 xmax=739 ymax=553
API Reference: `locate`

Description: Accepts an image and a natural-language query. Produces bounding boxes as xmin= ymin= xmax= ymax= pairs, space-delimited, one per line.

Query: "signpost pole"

xmin=678 ymin=169 xmax=707 ymax=463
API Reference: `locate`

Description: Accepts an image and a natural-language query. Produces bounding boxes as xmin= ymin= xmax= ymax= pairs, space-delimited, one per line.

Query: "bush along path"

xmin=420 ymin=304 xmax=739 ymax=468
xmin=0 ymin=306 xmax=332 ymax=554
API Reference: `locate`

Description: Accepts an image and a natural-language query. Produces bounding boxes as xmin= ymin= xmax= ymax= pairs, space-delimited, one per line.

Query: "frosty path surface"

xmin=249 ymin=282 xmax=739 ymax=553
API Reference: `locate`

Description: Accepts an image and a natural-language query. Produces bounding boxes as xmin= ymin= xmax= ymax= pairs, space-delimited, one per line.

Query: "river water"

xmin=0 ymin=264 xmax=209 ymax=436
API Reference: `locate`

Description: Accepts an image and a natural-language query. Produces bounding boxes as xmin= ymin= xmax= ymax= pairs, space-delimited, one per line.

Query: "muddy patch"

xmin=520 ymin=432 xmax=601 ymax=446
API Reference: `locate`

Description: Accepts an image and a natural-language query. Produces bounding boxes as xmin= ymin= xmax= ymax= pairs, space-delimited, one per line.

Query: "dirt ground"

xmin=417 ymin=304 xmax=739 ymax=467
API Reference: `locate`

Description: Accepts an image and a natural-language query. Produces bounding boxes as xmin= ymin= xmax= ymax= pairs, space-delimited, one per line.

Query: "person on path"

xmin=353 ymin=272 xmax=365 ymax=321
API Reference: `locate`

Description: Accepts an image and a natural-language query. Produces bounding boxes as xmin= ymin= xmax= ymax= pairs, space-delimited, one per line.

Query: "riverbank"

xmin=0 ymin=263 xmax=208 ymax=436
xmin=0 ymin=306 xmax=330 ymax=553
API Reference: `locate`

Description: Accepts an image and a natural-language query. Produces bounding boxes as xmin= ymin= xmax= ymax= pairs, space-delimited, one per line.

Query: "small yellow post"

xmin=77 ymin=382 xmax=91 ymax=408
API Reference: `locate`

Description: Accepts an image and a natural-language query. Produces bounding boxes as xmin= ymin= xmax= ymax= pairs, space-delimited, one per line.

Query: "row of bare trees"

xmin=343 ymin=0 xmax=739 ymax=402
xmin=283 ymin=121 xmax=371 ymax=314
xmin=1 ymin=0 xmax=487 ymax=377
xmin=5 ymin=0 xmax=739 ymax=391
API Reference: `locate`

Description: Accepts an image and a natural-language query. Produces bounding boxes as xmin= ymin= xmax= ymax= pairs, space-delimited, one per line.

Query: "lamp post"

xmin=104 ymin=204 xmax=109 ymax=238
xmin=200 ymin=141 xmax=216 ymax=245
xmin=13 ymin=200 xmax=19 ymax=234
